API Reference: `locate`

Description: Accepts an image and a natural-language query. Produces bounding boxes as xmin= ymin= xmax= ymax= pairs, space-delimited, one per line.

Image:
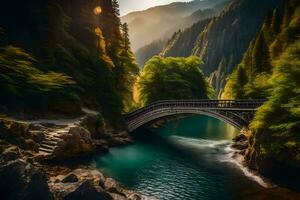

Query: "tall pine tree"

xmin=122 ymin=23 xmax=131 ymax=52
xmin=98 ymin=0 xmax=139 ymax=111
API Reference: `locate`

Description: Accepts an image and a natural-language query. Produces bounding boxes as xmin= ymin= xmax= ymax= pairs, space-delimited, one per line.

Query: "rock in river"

xmin=64 ymin=180 xmax=113 ymax=200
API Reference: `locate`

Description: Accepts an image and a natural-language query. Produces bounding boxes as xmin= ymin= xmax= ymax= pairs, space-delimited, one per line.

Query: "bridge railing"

xmin=123 ymin=99 xmax=265 ymax=121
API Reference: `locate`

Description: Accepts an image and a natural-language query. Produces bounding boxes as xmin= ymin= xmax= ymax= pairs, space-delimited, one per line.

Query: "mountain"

xmin=134 ymin=6 xmax=228 ymax=67
xmin=134 ymin=10 xmax=215 ymax=67
xmin=0 ymin=0 xmax=138 ymax=126
xmin=134 ymin=39 xmax=166 ymax=67
xmin=162 ymin=18 xmax=211 ymax=57
xmin=122 ymin=0 xmax=228 ymax=51
xmin=161 ymin=0 xmax=284 ymax=96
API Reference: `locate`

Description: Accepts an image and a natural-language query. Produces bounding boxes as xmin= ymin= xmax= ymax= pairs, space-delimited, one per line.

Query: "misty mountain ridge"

xmin=122 ymin=0 xmax=228 ymax=51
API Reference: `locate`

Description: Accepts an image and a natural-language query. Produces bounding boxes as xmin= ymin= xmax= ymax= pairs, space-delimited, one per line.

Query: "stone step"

xmin=29 ymin=130 xmax=47 ymax=134
xmin=40 ymin=143 xmax=57 ymax=150
xmin=39 ymin=147 xmax=53 ymax=153
xmin=55 ymin=130 xmax=69 ymax=134
xmin=45 ymin=131 xmax=62 ymax=135
xmin=45 ymin=136 xmax=61 ymax=141
xmin=45 ymin=133 xmax=63 ymax=139
xmin=42 ymin=140 xmax=58 ymax=146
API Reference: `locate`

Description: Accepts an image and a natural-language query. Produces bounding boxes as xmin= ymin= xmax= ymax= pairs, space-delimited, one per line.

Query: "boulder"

xmin=49 ymin=168 xmax=107 ymax=199
xmin=231 ymin=141 xmax=248 ymax=151
xmin=64 ymin=180 xmax=113 ymax=200
xmin=9 ymin=122 xmax=28 ymax=137
xmin=104 ymin=178 xmax=122 ymax=194
xmin=128 ymin=193 xmax=142 ymax=200
xmin=0 ymin=159 xmax=52 ymax=200
xmin=0 ymin=119 xmax=29 ymax=141
xmin=1 ymin=146 xmax=21 ymax=161
xmin=72 ymin=168 xmax=106 ymax=187
xmin=232 ymin=134 xmax=247 ymax=142
xmin=48 ymin=168 xmax=145 ymax=200
xmin=80 ymin=114 xmax=106 ymax=139
xmin=53 ymin=127 xmax=93 ymax=159
xmin=25 ymin=139 xmax=39 ymax=152
xmin=29 ymin=130 xmax=46 ymax=143
xmin=62 ymin=173 xmax=79 ymax=183
xmin=109 ymin=193 xmax=127 ymax=200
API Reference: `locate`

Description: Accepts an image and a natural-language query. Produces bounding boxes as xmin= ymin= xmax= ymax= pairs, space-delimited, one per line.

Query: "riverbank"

xmin=231 ymin=129 xmax=300 ymax=193
xmin=0 ymin=113 xmax=144 ymax=200
xmin=145 ymin=115 xmax=300 ymax=199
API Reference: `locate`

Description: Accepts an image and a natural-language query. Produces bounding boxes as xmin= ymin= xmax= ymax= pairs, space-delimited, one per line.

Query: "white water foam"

xmin=221 ymin=145 xmax=275 ymax=188
xmin=168 ymin=136 xmax=274 ymax=188
xmin=168 ymin=136 xmax=230 ymax=149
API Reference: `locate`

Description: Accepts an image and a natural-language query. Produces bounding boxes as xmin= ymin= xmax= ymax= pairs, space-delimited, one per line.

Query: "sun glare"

xmin=94 ymin=6 xmax=102 ymax=15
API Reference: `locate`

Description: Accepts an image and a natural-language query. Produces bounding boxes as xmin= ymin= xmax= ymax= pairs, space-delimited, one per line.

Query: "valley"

xmin=0 ymin=0 xmax=300 ymax=199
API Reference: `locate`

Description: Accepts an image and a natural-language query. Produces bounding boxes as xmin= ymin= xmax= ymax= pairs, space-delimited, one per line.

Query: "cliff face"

xmin=235 ymin=0 xmax=300 ymax=188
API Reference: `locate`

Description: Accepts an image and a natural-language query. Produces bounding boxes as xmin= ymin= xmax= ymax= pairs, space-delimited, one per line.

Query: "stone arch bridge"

xmin=123 ymin=100 xmax=265 ymax=132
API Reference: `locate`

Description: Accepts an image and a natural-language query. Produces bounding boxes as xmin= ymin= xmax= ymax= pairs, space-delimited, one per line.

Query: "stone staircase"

xmin=29 ymin=109 xmax=98 ymax=156
xmin=37 ymin=125 xmax=76 ymax=155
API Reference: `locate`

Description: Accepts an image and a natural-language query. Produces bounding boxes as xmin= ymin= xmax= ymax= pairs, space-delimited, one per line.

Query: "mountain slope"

xmin=162 ymin=18 xmax=211 ymax=57
xmin=122 ymin=0 xmax=228 ymax=51
xmin=134 ymin=7 xmax=223 ymax=67
xmin=162 ymin=0 xmax=284 ymax=96
xmin=135 ymin=39 xmax=166 ymax=67
xmin=0 ymin=0 xmax=138 ymax=126
xmin=222 ymin=0 xmax=300 ymax=99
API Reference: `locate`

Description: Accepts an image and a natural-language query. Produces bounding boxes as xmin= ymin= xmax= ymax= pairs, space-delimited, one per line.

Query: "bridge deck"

xmin=124 ymin=99 xmax=265 ymax=120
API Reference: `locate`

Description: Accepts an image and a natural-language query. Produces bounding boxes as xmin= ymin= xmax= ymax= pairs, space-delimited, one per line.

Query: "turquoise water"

xmin=93 ymin=115 xmax=300 ymax=200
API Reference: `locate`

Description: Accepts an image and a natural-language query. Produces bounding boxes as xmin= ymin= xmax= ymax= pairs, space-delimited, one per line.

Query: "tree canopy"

xmin=250 ymin=39 xmax=300 ymax=166
xmin=137 ymin=56 xmax=213 ymax=106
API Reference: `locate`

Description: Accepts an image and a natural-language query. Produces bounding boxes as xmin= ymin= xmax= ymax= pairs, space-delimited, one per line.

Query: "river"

xmin=93 ymin=115 xmax=300 ymax=200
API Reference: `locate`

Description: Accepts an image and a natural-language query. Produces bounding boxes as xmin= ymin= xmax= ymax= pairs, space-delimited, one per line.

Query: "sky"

xmin=118 ymin=0 xmax=191 ymax=16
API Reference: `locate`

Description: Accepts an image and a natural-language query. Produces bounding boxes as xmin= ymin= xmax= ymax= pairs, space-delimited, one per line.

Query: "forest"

xmin=223 ymin=0 xmax=300 ymax=180
xmin=0 ymin=0 xmax=138 ymax=127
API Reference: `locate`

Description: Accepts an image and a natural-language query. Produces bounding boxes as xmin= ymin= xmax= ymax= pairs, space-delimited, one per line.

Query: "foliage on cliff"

xmin=0 ymin=45 xmax=76 ymax=113
xmin=137 ymin=56 xmax=213 ymax=106
xmin=248 ymin=39 xmax=300 ymax=172
xmin=222 ymin=0 xmax=300 ymax=99
xmin=0 ymin=0 xmax=139 ymax=125
xmin=220 ymin=0 xmax=300 ymax=178
xmin=158 ymin=0 xmax=283 ymax=96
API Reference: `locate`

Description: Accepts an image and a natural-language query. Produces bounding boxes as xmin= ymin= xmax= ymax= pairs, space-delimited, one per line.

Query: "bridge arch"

xmin=123 ymin=100 xmax=264 ymax=132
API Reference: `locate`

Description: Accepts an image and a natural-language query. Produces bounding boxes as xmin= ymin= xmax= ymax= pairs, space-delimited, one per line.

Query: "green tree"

xmin=252 ymin=31 xmax=272 ymax=74
xmin=137 ymin=56 xmax=213 ymax=105
xmin=122 ymin=23 xmax=131 ymax=52
xmin=250 ymin=39 xmax=300 ymax=168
